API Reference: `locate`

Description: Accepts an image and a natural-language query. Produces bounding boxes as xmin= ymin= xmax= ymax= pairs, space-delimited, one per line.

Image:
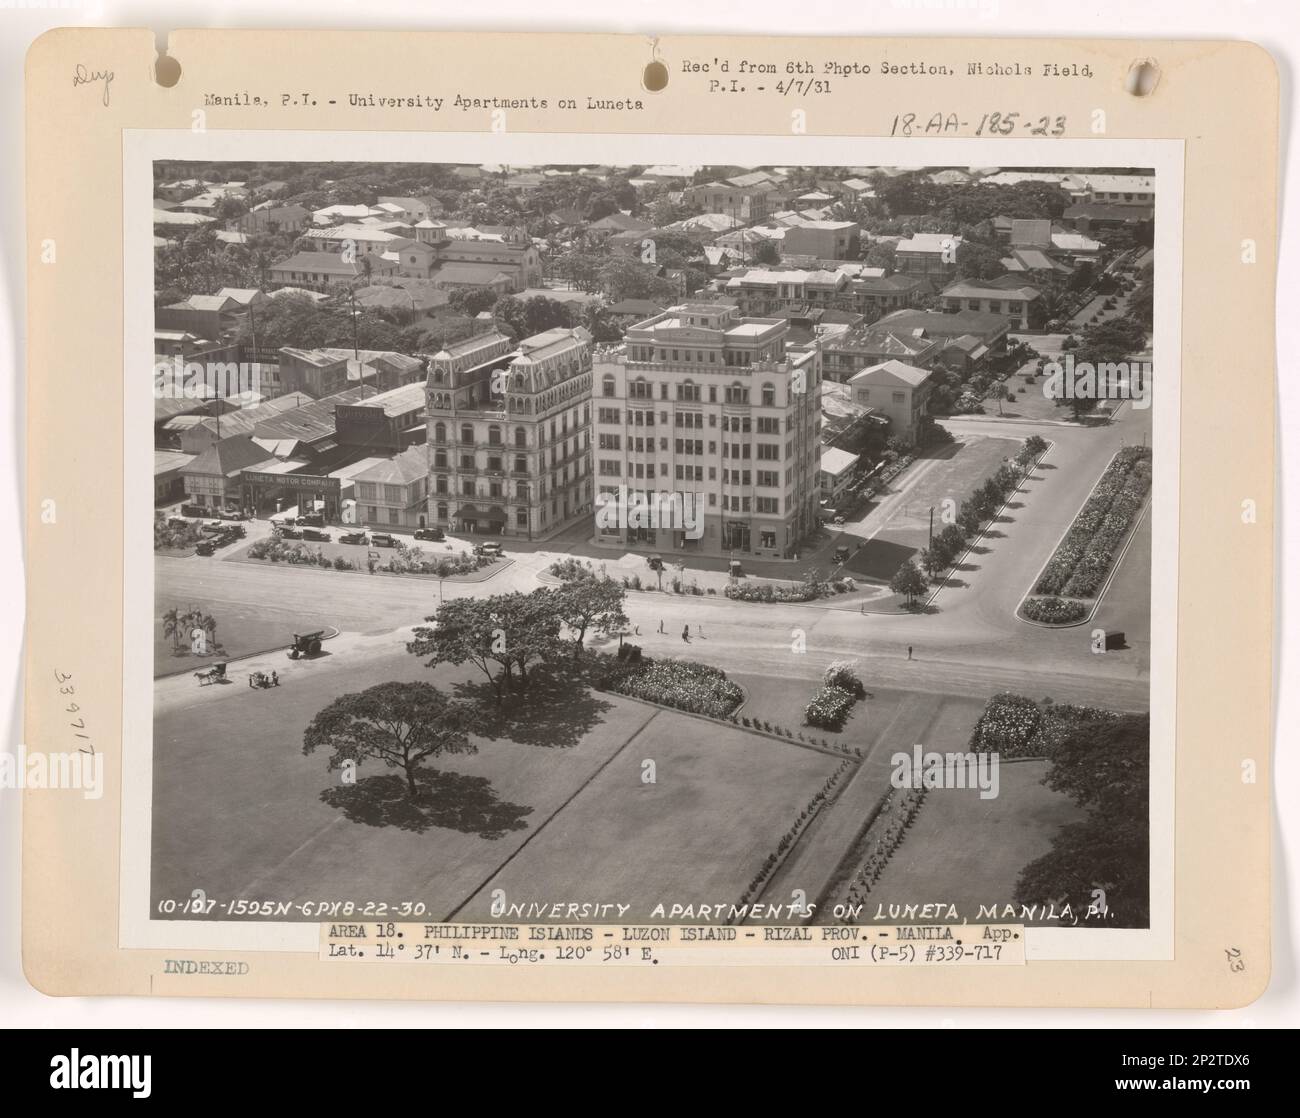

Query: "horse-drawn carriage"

xmin=194 ymin=662 xmax=227 ymax=686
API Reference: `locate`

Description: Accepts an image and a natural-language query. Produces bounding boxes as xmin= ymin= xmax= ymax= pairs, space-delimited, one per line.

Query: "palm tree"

xmin=162 ymin=608 xmax=181 ymax=652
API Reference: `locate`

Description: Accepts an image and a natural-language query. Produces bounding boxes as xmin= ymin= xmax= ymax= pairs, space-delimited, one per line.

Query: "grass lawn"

xmin=151 ymin=648 xmax=841 ymax=922
xmin=153 ymin=578 xmax=337 ymax=677
xmin=450 ymin=709 xmax=844 ymax=920
xmin=730 ymin=670 xmax=905 ymax=752
xmin=857 ymin=759 xmax=1085 ymax=923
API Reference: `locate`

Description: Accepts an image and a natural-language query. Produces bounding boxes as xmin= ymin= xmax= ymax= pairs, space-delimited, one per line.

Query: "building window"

xmin=602 ymin=374 xmax=616 ymax=397
xmin=761 ymin=383 xmax=775 ymax=407
xmin=515 ymin=426 xmax=527 ymax=448
xmin=436 ymin=502 xmax=448 ymax=520
xmin=460 ymin=424 xmax=473 ymax=445
xmin=433 ymin=422 xmax=446 ymax=443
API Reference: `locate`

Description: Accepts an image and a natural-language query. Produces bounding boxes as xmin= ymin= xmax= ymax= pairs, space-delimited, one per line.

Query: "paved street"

xmin=159 ymin=390 xmax=1153 ymax=715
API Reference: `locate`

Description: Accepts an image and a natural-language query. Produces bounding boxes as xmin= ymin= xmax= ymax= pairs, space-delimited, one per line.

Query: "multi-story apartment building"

xmin=425 ymin=326 xmax=593 ymax=538
xmin=592 ymin=303 xmax=822 ymax=560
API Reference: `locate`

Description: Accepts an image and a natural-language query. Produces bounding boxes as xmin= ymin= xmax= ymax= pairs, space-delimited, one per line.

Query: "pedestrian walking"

xmin=907 ymin=645 xmax=913 ymax=660
xmin=659 ymin=619 xmax=665 ymax=634
xmin=697 ymin=623 xmax=703 ymax=638
xmin=682 ymin=625 xmax=690 ymax=643
xmin=271 ymin=671 xmax=279 ymax=687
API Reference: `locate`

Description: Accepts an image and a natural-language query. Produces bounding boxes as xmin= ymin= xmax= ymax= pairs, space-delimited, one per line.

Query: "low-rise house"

xmin=819 ymin=447 xmax=861 ymax=505
xmin=895 ymin=232 xmax=963 ymax=277
xmin=268 ymin=251 xmax=399 ymax=291
xmin=940 ymin=279 xmax=1041 ymax=330
xmin=155 ymin=294 xmax=244 ymax=338
xmin=780 ymin=221 xmax=860 ymax=260
xmin=848 ymin=360 xmax=933 ymax=445
xmin=351 ymin=444 xmax=432 ymax=528
xmin=180 ymin=435 xmax=278 ymax=509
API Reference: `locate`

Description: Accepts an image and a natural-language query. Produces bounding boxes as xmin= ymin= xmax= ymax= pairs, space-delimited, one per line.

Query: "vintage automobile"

xmin=646 ymin=555 xmax=664 ymax=571
xmin=339 ymin=531 xmax=368 ymax=546
xmin=414 ymin=527 xmax=445 ymax=542
xmin=369 ymin=532 xmax=400 ymax=548
xmin=288 ymin=630 xmax=325 ymax=659
xmin=195 ymin=540 xmax=216 ymax=557
xmin=302 ymin=528 xmax=331 ymax=542
xmin=275 ymin=525 xmax=303 ymax=540
xmin=832 ymin=545 xmax=851 ymax=564
xmin=473 ymin=541 xmax=504 ymax=558
xmin=297 ymin=513 xmax=325 ymax=528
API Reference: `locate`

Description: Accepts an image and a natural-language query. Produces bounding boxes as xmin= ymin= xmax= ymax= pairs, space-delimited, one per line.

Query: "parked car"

xmin=166 ymin=516 xmax=188 ymax=528
xmin=414 ymin=527 xmax=445 ymax=542
xmin=195 ymin=540 xmax=216 ymax=557
xmin=339 ymin=531 xmax=368 ymax=546
xmin=216 ymin=508 xmax=247 ymax=521
xmin=474 ymin=542 xmax=504 ymax=558
xmin=647 ymin=555 xmax=664 ymax=571
xmin=832 ymin=545 xmax=851 ymax=564
xmin=275 ymin=526 xmax=302 ymax=540
xmin=297 ymin=513 xmax=324 ymax=527
xmin=369 ymin=532 xmax=399 ymax=548
xmin=180 ymin=503 xmax=207 ymax=518
xmin=302 ymin=528 xmax=331 ymax=542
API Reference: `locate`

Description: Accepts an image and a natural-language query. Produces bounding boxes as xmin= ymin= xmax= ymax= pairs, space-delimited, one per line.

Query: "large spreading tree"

xmin=1015 ymin=712 xmax=1150 ymax=927
xmin=302 ymin=681 xmax=474 ymax=800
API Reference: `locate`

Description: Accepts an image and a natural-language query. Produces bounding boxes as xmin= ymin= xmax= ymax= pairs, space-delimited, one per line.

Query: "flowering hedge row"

xmin=1034 ymin=447 xmax=1151 ymax=598
xmin=725 ymin=582 xmax=819 ymax=603
xmin=595 ymin=656 xmax=743 ymax=719
xmin=968 ymin=691 xmax=1122 ymax=759
xmin=804 ymin=685 xmax=858 ymax=730
xmin=1020 ymin=596 xmax=1089 ymax=625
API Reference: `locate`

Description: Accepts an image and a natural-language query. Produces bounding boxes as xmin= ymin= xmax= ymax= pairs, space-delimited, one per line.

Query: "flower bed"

xmin=724 ymin=582 xmax=819 ymax=603
xmin=1034 ymin=447 xmax=1151 ymax=598
xmin=594 ymin=656 xmax=743 ymax=719
xmin=968 ymin=692 xmax=1122 ymax=759
xmin=804 ymin=685 xmax=858 ymax=731
xmin=246 ymin=538 xmax=487 ymax=577
xmin=1020 ymin=596 xmax=1089 ymax=625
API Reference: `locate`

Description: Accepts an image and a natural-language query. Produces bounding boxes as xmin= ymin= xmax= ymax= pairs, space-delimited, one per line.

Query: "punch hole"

xmin=643 ymin=60 xmax=669 ymax=93
xmin=1124 ymin=59 xmax=1159 ymax=97
xmin=154 ymin=53 xmax=182 ymax=89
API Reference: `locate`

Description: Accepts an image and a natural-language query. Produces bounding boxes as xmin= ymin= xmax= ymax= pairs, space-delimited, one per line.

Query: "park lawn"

xmin=860 ymin=759 xmax=1085 ymax=923
xmin=450 ymin=708 xmax=845 ymax=920
xmin=152 ymin=653 xmax=670 ymax=920
xmin=730 ymin=670 xmax=906 ymax=752
xmin=153 ymin=577 xmax=337 ymax=676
